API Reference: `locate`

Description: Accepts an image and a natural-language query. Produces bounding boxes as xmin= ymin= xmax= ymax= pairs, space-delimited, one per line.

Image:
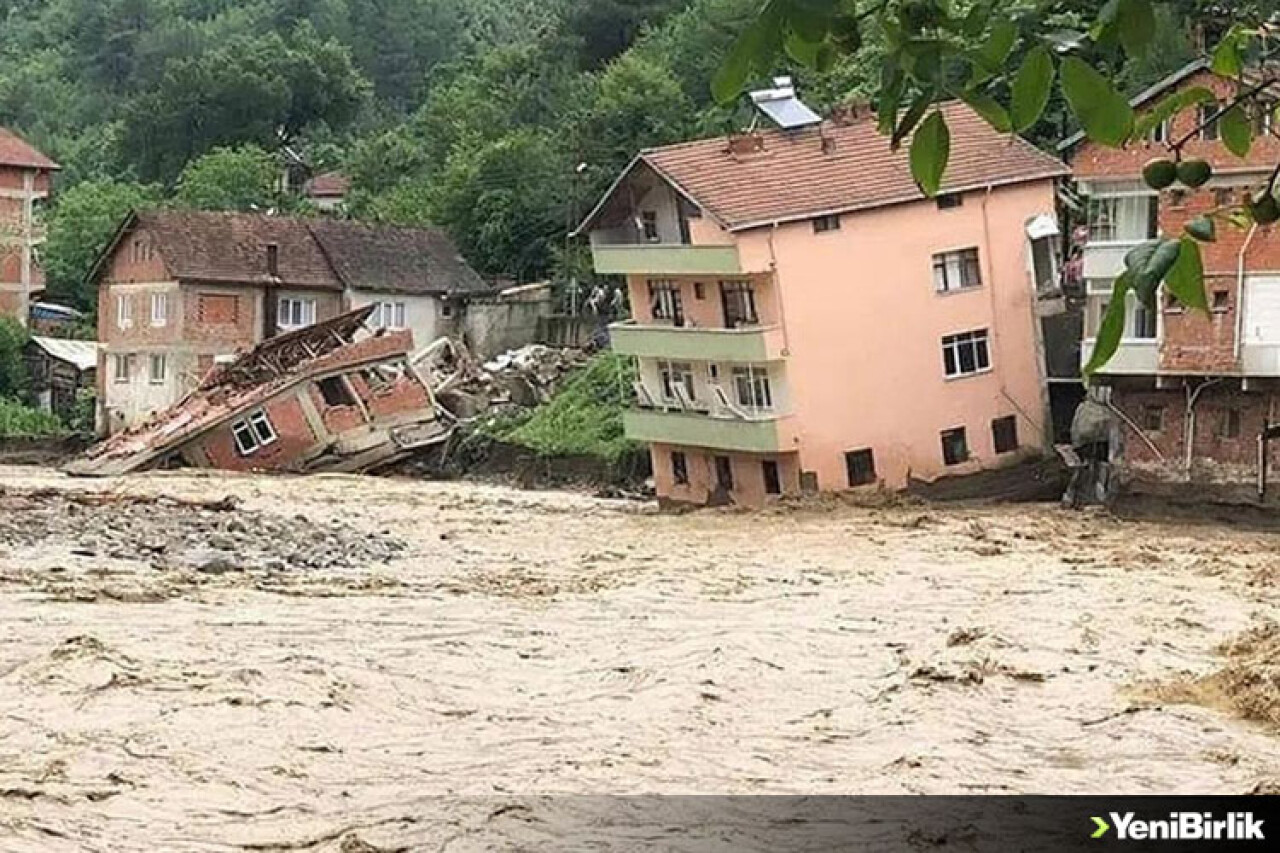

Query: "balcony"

xmin=623 ymin=407 xmax=798 ymax=454
xmin=1082 ymin=240 xmax=1143 ymax=281
xmin=610 ymin=320 xmax=785 ymax=362
xmin=591 ymin=243 xmax=745 ymax=276
xmin=1242 ymin=344 xmax=1280 ymax=375
xmin=1080 ymin=339 xmax=1159 ymax=374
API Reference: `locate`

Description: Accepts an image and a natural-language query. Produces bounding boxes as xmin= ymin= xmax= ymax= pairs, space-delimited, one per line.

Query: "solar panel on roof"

xmin=749 ymin=76 xmax=822 ymax=129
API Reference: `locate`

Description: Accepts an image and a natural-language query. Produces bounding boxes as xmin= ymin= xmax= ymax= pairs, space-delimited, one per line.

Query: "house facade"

xmin=579 ymin=99 xmax=1068 ymax=505
xmin=1068 ymin=61 xmax=1280 ymax=484
xmin=93 ymin=211 xmax=490 ymax=434
xmin=0 ymin=128 xmax=58 ymax=326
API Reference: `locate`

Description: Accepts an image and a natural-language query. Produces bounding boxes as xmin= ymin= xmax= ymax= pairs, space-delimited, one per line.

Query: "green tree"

xmin=43 ymin=179 xmax=161 ymax=312
xmin=175 ymin=144 xmax=283 ymax=211
xmin=0 ymin=316 xmax=29 ymax=401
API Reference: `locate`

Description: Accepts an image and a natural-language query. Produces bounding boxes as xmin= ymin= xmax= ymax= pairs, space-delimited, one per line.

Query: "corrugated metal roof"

xmin=30 ymin=336 xmax=100 ymax=371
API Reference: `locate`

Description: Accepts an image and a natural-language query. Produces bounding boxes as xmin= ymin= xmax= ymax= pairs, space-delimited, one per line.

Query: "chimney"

xmin=726 ymin=132 xmax=766 ymax=157
xmin=266 ymin=243 xmax=280 ymax=279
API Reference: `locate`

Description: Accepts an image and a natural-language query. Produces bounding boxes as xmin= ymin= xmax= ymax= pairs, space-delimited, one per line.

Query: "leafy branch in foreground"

xmin=715 ymin=0 xmax=1280 ymax=376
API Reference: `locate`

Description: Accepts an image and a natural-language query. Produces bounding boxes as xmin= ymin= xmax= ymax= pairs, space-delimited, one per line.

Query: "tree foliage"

xmin=174 ymin=145 xmax=286 ymax=212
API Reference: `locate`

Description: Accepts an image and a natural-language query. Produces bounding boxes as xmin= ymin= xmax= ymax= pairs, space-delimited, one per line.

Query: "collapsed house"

xmin=67 ymin=307 xmax=452 ymax=477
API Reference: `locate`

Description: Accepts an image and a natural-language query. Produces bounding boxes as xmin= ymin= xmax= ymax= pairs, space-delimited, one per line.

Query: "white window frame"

xmin=932 ymin=248 xmax=982 ymax=293
xmin=942 ymin=329 xmax=992 ymax=379
xmin=640 ymin=210 xmax=660 ymax=242
xmin=149 ymin=353 xmax=167 ymax=385
xmin=372 ymin=301 xmax=407 ymax=329
xmin=657 ymin=360 xmax=696 ymax=405
xmin=116 ymin=294 xmax=133 ymax=329
xmin=113 ymin=353 xmax=132 ymax=383
xmin=732 ymin=365 xmax=774 ymax=413
xmin=151 ymin=292 xmax=168 ymax=327
xmin=278 ymin=296 xmax=317 ymax=331
xmin=1086 ymin=195 xmax=1156 ymax=244
xmin=231 ymin=409 xmax=278 ymax=456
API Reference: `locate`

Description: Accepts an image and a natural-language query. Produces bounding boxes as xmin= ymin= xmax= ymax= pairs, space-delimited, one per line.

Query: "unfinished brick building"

xmin=0 ymin=128 xmax=58 ymax=325
xmin=70 ymin=307 xmax=450 ymax=477
xmin=1067 ymin=60 xmax=1280 ymax=485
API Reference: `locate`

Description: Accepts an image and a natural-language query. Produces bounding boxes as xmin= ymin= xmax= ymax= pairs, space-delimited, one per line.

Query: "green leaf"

xmin=1084 ymin=272 xmax=1131 ymax=378
xmin=1212 ymin=24 xmax=1245 ymax=77
xmin=979 ymin=20 xmax=1016 ymax=70
xmin=1220 ymin=104 xmax=1252 ymax=157
xmin=783 ymin=0 xmax=830 ymax=43
xmin=910 ymin=110 xmax=950 ymax=197
xmin=711 ymin=1 xmax=782 ymax=104
xmin=962 ymin=89 xmax=1011 ymax=133
xmin=961 ymin=3 xmax=991 ymax=38
xmin=891 ymin=89 xmax=934 ymax=150
xmin=1164 ymin=238 xmax=1208 ymax=312
xmin=1184 ymin=215 xmax=1216 ymax=242
xmin=784 ymin=29 xmax=821 ymax=67
xmin=1010 ymin=47 xmax=1054 ymax=132
xmin=1060 ymin=56 xmax=1134 ymax=147
xmin=1116 ymin=0 xmax=1155 ymax=55
xmin=877 ymin=62 xmax=906 ymax=135
xmin=1125 ymin=239 xmax=1181 ymax=306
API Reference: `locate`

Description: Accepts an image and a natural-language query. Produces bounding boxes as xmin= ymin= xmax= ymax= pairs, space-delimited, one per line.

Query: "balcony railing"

xmin=591 ymin=243 xmax=746 ymax=275
xmin=623 ymin=406 xmax=797 ymax=454
xmin=1082 ymin=240 xmax=1144 ymax=281
xmin=1080 ymin=338 xmax=1159 ymax=375
xmin=609 ymin=320 xmax=785 ymax=362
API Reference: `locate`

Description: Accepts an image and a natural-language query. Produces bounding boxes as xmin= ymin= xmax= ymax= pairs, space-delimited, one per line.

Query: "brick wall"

xmin=198 ymin=392 xmax=318 ymax=472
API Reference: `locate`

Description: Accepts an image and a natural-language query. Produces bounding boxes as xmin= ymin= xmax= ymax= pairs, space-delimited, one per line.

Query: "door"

xmin=714 ymin=456 xmax=734 ymax=491
xmin=762 ymin=460 xmax=781 ymax=496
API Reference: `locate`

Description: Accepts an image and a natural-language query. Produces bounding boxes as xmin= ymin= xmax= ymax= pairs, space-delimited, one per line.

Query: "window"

xmin=318 ymin=376 xmax=356 ymax=407
xmin=232 ymin=409 xmax=278 ymax=456
xmin=150 ymin=292 xmax=168 ymax=327
xmin=113 ymin=353 xmax=132 ymax=383
xmin=658 ymin=360 xmax=696 ymax=404
xmin=1219 ymin=407 xmax=1242 ymax=439
xmin=936 ymin=193 xmax=963 ymax=210
xmin=441 ymin=301 xmax=454 ymax=319
xmin=1255 ymin=100 xmax=1276 ymax=136
xmin=1132 ymin=300 xmax=1157 ymax=339
xmin=812 ymin=214 xmax=841 ymax=233
xmin=941 ymin=427 xmax=970 ymax=466
xmin=720 ymin=280 xmax=758 ymax=327
xmin=693 ymin=282 xmax=705 ymax=300
xmin=933 ymin=248 xmax=982 ymax=293
xmin=648 ymin=280 xmax=684 ymax=326
xmin=732 ymin=365 xmax=773 ymax=411
xmin=1212 ymin=290 xmax=1230 ymax=312
xmin=278 ymin=297 xmax=316 ymax=330
xmin=992 ymin=415 xmax=1018 ymax=454
xmin=641 ymin=210 xmax=659 ymax=242
xmin=671 ymin=451 xmax=689 ymax=486
xmin=1030 ymin=236 xmax=1059 ymax=293
xmin=1199 ymin=104 xmax=1220 ymax=141
xmin=148 ymin=354 xmax=166 ymax=385
xmin=1087 ymin=196 xmax=1157 ymax=242
xmin=371 ymin=301 xmax=407 ymax=329
xmin=845 ymin=449 xmax=876 ymax=486
xmin=116 ymin=294 xmax=133 ymax=329
xmin=714 ymin=456 xmax=734 ymax=491
xmin=1142 ymin=405 xmax=1165 ymax=432
xmin=942 ymin=329 xmax=991 ymax=378
xmin=707 ymin=363 xmax=719 ymax=380
xmin=1147 ymin=118 xmax=1170 ymax=144
xmin=762 ymin=460 xmax=782 ymax=496
xmin=1214 ymin=187 xmax=1234 ymax=207
xmin=1169 ymin=189 xmax=1187 ymax=208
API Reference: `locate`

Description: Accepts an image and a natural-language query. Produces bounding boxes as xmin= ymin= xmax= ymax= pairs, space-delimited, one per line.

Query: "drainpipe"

xmin=766 ymin=223 xmax=790 ymax=355
xmin=1183 ymin=377 xmax=1222 ymax=478
xmin=1235 ymin=224 xmax=1259 ymax=363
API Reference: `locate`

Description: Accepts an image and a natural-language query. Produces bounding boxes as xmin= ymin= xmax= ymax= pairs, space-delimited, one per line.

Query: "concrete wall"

xmin=732 ymin=181 xmax=1055 ymax=493
xmin=347 ymin=291 xmax=443 ymax=351
xmin=461 ymin=292 xmax=554 ymax=358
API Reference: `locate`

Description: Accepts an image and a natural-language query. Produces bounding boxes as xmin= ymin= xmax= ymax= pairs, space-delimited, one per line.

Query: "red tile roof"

xmin=306 ymin=171 xmax=350 ymax=196
xmin=0 ymin=127 xmax=58 ymax=170
xmin=591 ymin=102 xmax=1067 ymax=232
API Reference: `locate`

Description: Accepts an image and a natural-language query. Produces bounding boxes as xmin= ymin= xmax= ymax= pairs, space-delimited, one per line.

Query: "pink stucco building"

xmin=578 ymin=99 xmax=1069 ymax=505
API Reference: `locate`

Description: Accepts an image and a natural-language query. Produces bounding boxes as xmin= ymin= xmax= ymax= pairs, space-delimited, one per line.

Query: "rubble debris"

xmin=68 ymin=307 xmax=453 ymax=477
xmin=0 ymin=486 xmax=406 ymax=573
xmin=412 ymin=339 xmax=589 ymax=423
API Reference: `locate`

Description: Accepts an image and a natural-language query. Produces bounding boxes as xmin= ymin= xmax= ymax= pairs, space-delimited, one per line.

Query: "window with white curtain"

xmin=1087 ymin=196 xmax=1156 ymax=242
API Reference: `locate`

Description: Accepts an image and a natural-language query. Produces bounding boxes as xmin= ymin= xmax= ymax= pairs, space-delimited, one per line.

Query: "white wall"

xmin=347 ymin=291 xmax=444 ymax=351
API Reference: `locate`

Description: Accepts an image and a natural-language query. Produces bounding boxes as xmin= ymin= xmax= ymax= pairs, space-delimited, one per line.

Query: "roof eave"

xmin=1058 ymin=58 xmax=1212 ymax=152
xmin=724 ymin=169 xmax=1069 ymax=233
xmin=570 ymin=153 xmax=731 ymax=238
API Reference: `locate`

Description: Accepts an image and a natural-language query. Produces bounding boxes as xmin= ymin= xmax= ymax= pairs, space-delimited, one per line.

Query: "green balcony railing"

xmin=623 ymin=408 xmax=796 ymax=453
xmin=609 ymin=321 xmax=785 ymax=362
xmin=591 ymin=244 xmax=743 ymax=275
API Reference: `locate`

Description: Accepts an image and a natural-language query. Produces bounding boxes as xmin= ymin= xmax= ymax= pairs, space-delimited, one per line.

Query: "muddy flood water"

xmin=1 ymin=465 xmax=1278 ymax=851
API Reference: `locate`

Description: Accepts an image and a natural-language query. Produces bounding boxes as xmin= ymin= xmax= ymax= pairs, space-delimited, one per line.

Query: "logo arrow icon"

xmin=1091 ymin=816 xmax=1111 ymax=839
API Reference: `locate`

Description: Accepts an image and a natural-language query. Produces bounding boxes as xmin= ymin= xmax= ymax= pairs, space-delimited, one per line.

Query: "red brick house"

xmin=1067 ymin=60 xmax=1280 ymax=483
xmin=92 ymin=210 xmax=489 ymax=434
xmin=0 ymin=128 xmax=58 ymax=325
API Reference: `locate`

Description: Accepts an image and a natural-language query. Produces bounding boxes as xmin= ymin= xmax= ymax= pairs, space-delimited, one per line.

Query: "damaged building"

xmin=69 ymin=307 xmax=451 ymax=477
xmin=1066 ymin=60 xmax=1280 ymax=488
xmin=92 ymin=210 xmax=498 ymax=435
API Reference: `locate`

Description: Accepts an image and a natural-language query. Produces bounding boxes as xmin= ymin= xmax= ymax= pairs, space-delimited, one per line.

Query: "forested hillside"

xmin=0 ymin=0 xmax=1199 ymax=314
